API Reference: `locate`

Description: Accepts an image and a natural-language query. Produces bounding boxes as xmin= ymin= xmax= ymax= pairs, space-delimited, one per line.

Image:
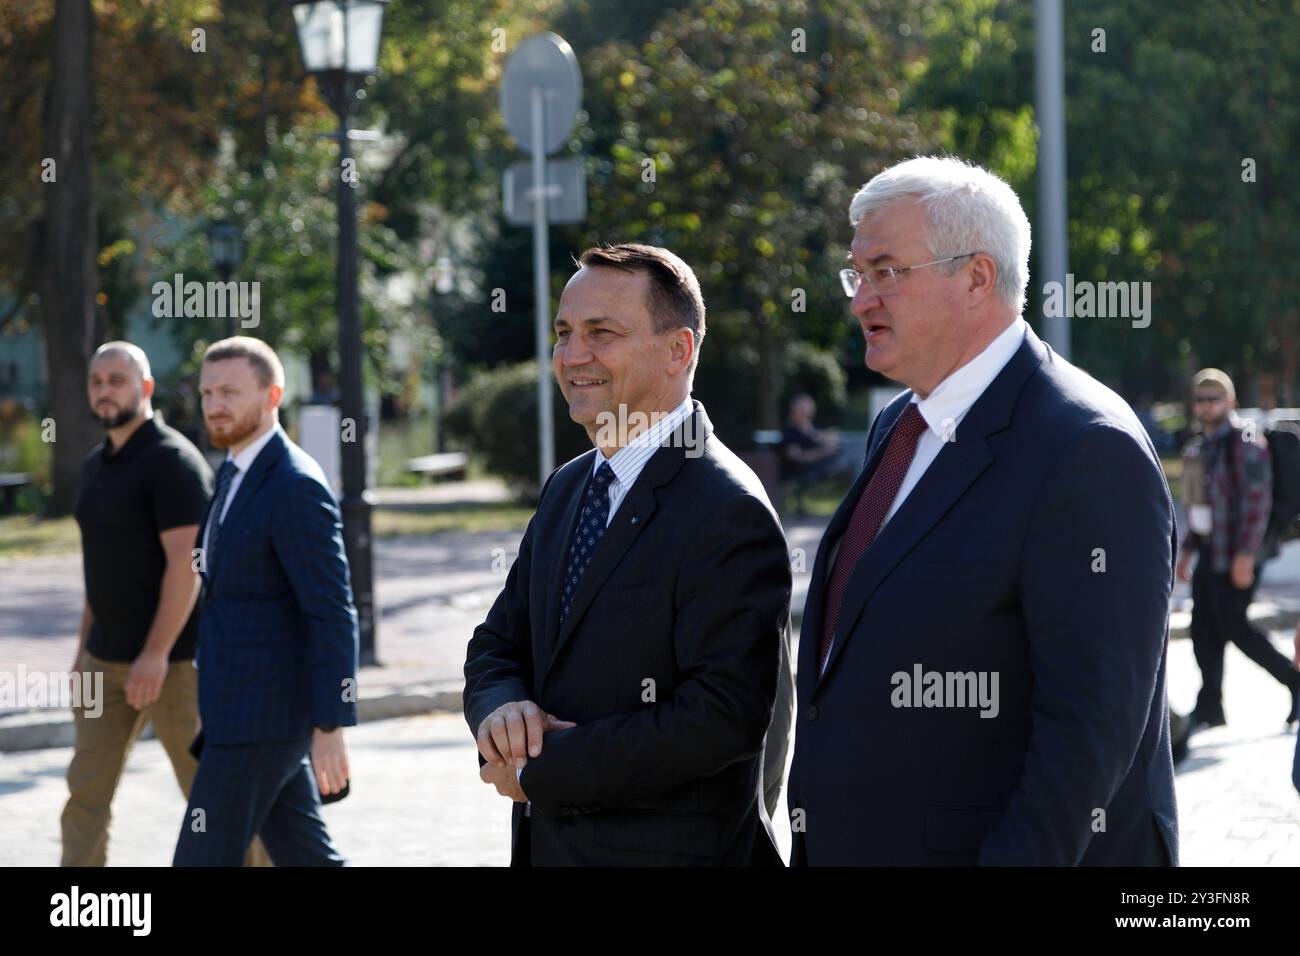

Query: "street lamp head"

xmin=206 ymin=221 xmax=243 ymax=273
xmin=291 ymin=0 xmax=389 ymax=77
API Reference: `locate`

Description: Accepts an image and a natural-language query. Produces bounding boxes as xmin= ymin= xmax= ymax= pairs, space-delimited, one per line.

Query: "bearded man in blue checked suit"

xmin=173 ymin=337 xmax=358 ymax=866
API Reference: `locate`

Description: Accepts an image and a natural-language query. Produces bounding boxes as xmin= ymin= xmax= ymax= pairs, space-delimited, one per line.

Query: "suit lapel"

xmin=536 ymin=450 xmax=598 ymax=679
xmin=798 ymin=400 xmax=906 ymax=701
xmin=813 ymin=329 xmax=1049 ymax=691
xmin=197 ymin=493 xmax=218 ymax=588
xmin=540 ymin=404 xmax=711 ymax=684
xmin=206 ymin=430 xmax=287 ymax=583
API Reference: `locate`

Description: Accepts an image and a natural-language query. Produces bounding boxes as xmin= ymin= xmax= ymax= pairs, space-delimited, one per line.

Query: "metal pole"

xmin=335 ymin=76 xmax=378 ymax=666
xmin=1035 ymin=0 xmax=1069 ymax=359
xmin=530 ymin=85 xmax=555 ymax=487
xmin=220 ymin=264 xmax=235 ymax=339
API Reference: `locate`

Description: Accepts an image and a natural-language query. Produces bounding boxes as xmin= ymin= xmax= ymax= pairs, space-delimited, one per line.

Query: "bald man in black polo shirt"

xmin=62 ymin=341 xmax=267 ymax=867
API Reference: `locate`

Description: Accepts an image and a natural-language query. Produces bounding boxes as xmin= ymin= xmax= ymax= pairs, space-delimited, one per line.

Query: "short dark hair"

xmin=576 ymin=243 xmax=707 ymax=361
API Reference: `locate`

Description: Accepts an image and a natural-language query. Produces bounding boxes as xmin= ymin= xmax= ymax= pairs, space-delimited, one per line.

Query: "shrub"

xmin=443 ymin=361 xmax=589 ymax=500
xmin=445 ymin=339 xmax=848 ymax=492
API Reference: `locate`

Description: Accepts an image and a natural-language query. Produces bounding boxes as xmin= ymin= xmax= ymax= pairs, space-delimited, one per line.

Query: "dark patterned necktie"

xmin=559 ymin=462 xmax=616 ymax=627
xmin=818 ymin=403 xmax=929 ymax=674
xmin=206 ymin=459 xmax=238 ymax=567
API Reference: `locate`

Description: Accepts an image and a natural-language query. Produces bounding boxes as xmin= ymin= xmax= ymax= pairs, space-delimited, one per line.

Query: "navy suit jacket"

xmin=464 ymin=403 xmax=792 ymax=866
xmin=788 ymin=327 xmax=1179 ymax=866
xmin=195 ymin=427 xmax=359 ymax=745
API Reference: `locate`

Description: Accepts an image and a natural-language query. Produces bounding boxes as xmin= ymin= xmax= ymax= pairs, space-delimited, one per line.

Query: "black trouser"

xmin=1190 ymin=551 xmax=1297 ymax=720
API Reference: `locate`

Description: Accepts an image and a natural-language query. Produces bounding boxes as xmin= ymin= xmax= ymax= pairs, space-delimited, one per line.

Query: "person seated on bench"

xmin=779 ymin=394 xmax=855 ymax=483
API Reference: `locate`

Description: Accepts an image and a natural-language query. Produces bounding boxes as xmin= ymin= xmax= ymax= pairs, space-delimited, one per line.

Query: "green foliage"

xmin=0 ymin=404 xmax=54 ymax=514
xmin=441 ymin=341 xmax=843 ymax=490
xmin=912 ymin=0 xmax=1300 ymax=400
xmin=143 ymin=120 xmax=423 ymax=394
xmin=442 ymin=361 xmax=590 ymax=498
xmin=782 ymin=341 xmax=848 ymax=424
xmin=693 ymin=333 xmax=846 ymax=445
xmin=443 ymin=0 xmax=942 ymax=436
xmin=153 ymin=120 xmax=348 ymax=352
xmin=441 ymin=335 xmax=845 ymax=489
xmin=365 ymin=0 xmax=535 ymax=233
xmin=7 ymin=0 xmax=1300 ymax=469
xmin=576 ymin=0 xmax=938 ymax=355
xmin=435 ymin=225 xmax=558 ymax=372
xmin=376 ymin=416 xmax=438 ymax=487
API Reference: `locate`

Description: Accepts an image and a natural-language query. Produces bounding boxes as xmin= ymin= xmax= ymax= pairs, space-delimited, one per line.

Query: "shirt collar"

xmin=594 ymin=397 xmax=695 ymax=486
xmin=226 ymin=422 xmax=281 ymax=474
xmin=1206 ymin=417 xmax=1236 ymax=442
xmin=912 ymin=319 xmax=1026 ymax=437
xmin=102 ymin=416 xmax=160 ymax=463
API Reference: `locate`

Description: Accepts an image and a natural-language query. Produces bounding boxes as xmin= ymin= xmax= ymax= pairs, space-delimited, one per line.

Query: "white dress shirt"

xmin=883 ymin=318 xmax=1027 ymax=525
xmin=820 ymin=319 xmax=1025 ymax=672
xmin=202 ymin=422 xmax=281 ymax=557
xmin=591 ymin=396 xmax=696 ymax=526
xmin=518 ymin=396 xmax=695 ymax=791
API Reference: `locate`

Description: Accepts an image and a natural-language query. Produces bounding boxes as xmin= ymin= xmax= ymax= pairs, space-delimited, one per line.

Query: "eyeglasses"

xmin=839 ymin=253 xmax=977 ymax=298
xmin=1192 ymin=394 xmax=1226 ymax=405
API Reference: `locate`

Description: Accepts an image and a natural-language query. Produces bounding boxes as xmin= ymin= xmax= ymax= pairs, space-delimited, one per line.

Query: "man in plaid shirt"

xmin=1177 ymin=368 xmax=1300 ymax=729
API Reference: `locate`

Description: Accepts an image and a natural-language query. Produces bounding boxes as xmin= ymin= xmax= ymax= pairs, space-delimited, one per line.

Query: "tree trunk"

xmin=308 ymin=347 xmax=332 ymax=393
xmin=39 ymin=0 xmax=99 ymax=515
xmin=756 ymin=319 xmax=781 ymax=430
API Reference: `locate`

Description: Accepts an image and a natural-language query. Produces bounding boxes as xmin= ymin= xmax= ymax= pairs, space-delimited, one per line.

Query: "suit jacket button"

xmin=806 ymin=704 xmax=819 ymax=721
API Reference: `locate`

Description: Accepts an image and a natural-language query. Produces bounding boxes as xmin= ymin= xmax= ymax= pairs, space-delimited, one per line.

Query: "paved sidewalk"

xmin=0 ymin=711 xmax=512 ymax=866
xmin=0 ymin=519 xmax=829 ymax=742
xmin=0 ymin=629 xmax=1295 ymax=865
xmin=6 ymin=522 xmax=1297 ymax=701
xmin=3 ymin=515 xmax=1299 ymax=864
xmin=0 ymin=530 xmax=522 ymax=691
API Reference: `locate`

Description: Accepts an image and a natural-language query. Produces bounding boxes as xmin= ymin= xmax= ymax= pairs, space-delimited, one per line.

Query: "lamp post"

xmin=1035 ymin=0 xmax=1070 ymax=360
xmin=205 ymin=221 xmax=243 ymax=339
xmin=291 ymin=0 xmax=388 ymax=666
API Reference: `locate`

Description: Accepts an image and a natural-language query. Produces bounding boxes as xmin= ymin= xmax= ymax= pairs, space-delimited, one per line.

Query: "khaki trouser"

xmin=60 ymin=650 xmax=271 ymax=867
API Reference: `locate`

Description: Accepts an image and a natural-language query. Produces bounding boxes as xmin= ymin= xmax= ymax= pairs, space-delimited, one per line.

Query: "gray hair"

xmin=91 ymin=341 xmax=152 ymax=381
xmin=848 ymin=156 xmax=1031 ymax=314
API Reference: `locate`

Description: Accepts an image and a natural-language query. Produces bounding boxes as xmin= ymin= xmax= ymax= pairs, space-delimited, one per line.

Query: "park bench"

xmin=0 ymin=473 xmax=31 ymax=515
xmin=405 ymin=452 xmax=468 ymax=482
xmin=747 ymin=430 xmax=870 ymax=516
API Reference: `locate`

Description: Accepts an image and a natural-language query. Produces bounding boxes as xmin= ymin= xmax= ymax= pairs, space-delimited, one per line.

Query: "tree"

xmin=39 ymin=0 xmax=99 ymax=514
xmin=444 ymin=0 xmax=941 ymax=438
xmin=1 ymin=0 xmax=538 ymax=513
xmin=2 ymin=0 xmax=313 ymax=511
xmin=910 ymin=0 xmax=1300 ymax=402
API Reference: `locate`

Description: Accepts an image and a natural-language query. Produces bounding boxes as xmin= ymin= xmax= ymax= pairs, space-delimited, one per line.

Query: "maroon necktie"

xmin=818 ymin=402 xmax=929 ymax=674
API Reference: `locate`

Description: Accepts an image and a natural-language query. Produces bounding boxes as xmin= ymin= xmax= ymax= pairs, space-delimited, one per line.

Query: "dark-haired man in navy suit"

xmin=465 ymin=243 xmax=793 ymax=866
xmin=788 ymin=157 xmax=1178 ymax=866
